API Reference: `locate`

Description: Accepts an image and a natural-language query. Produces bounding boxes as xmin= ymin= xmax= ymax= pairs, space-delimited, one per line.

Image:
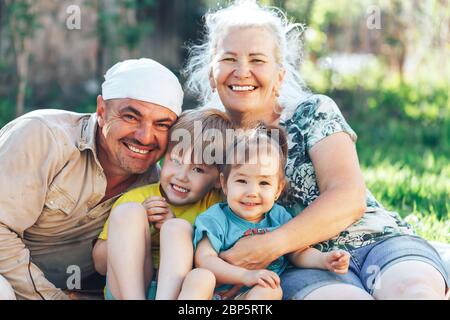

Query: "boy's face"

xmin=220 ymin=151 xmax=284 ymax=223
xmin=160 ymin=150 xmax=220 ymax=206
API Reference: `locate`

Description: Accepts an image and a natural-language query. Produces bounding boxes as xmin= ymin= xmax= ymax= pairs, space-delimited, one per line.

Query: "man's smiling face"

xmin=96 ymin=96 xmax=178 ymax=175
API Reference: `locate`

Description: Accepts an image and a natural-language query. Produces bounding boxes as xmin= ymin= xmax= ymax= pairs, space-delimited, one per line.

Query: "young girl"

xmin=191 ymin=124 xmax=351 ymax=300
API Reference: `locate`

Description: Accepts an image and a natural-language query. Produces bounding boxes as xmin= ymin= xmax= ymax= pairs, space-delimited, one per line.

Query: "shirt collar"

xmin=77 ymin=113 xmax=98 ymax=153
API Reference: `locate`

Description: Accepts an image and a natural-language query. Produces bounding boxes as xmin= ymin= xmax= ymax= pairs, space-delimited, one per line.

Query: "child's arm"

xmin=92 ymin=239 xmax=107 ymax=276
xmin=288 ymin=247 xmax=350 ymax=274
xmin=195 ymin=237 xmax=280 ymax=289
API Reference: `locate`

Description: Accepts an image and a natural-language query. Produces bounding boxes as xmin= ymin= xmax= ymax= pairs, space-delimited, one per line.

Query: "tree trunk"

xmin=15 ymin=40 xmax=30 ymax=117
xmin=95 ymin=0 xmax=108 ymax=89
xmin=6 ymin=0 xmax=33 ymax=117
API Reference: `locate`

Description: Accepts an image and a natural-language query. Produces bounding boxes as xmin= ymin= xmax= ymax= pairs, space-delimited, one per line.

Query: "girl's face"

xmin=221 ymin=151 xmax=284 ymax=223
xmin=211 ymin=27 xmax=285 ymax=123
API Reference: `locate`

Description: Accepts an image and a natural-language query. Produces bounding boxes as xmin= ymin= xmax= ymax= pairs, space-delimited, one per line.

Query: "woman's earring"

xmin=212 ymin=87 xmax=216 ymax=93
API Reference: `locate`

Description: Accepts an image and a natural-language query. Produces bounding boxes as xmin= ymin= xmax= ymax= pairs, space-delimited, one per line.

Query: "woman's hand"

xmin=142 ymin=196 xmax=175 ymax=229
xmin=219 ymin=233 xmax=280 ymax=270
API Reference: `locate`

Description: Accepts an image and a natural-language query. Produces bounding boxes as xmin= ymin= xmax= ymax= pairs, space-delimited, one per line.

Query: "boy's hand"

xmin=142 ymin=196 xmax=175 ymax=229
xmin=242 ymin=269 xmax=280 ymax=289
xmin=324 ymin=250 xmax=350 ymax=274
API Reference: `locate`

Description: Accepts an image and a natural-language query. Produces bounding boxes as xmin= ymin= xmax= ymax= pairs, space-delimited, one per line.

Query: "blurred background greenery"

xmin=0 ymin=0 xmax=448 ymax=241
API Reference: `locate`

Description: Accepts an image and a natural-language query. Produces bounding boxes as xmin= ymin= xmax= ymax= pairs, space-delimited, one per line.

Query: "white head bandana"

xmin=102 ymin=58 xmax=183 ymax=116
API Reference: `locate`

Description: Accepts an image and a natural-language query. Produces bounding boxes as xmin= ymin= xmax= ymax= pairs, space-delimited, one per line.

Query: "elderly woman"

xmin=184 ymin=0 xmax=449 ymax=299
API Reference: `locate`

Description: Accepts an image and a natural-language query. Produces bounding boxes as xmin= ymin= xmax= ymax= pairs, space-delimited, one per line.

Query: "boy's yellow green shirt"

xmin=98 ymin=182 xmax=223 ymax=268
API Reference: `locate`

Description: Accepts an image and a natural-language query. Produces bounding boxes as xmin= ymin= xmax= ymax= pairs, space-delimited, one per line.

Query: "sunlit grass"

xmin=352 ymin=116 xmax=449 ymax=243
xmin=360 ymin=161 xmax=450 ymax=242
xmin=403 ymin=214 xmax=450 ymax=243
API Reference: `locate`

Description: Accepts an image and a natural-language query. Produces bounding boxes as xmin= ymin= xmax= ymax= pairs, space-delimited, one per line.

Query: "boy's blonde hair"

xmin=167 ymin=108 xmax=234 ymax=169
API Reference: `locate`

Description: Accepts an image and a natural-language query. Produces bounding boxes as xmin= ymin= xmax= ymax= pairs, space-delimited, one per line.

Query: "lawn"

xmin=347 ymin=100 xmax=450 ymax=243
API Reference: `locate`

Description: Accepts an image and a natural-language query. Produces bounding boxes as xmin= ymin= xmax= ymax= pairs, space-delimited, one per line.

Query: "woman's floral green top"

xmin=279 ymin=94 xmax=414 ymax=252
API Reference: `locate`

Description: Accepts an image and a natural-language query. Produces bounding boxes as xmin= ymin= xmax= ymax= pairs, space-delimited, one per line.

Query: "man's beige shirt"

xmin=0 ymin=109 xmax=160 ymax=300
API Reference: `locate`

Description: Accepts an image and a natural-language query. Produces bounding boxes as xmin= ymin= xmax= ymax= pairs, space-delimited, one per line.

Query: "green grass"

xmin=360 ymin=157 xmax=450 ymax=243
xmin=313 ymin=73 xmax=450 ymax=243
xmin=349 ymin=111 xmax=450 ymax=243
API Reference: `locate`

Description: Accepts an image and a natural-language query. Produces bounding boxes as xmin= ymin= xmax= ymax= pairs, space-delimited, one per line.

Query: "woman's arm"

xmin=220 ymin=132 xmax=367 ymax=269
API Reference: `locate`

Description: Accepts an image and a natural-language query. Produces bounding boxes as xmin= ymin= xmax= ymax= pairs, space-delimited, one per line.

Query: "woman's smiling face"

xmin=211 ymin=26 xmax=285 ymax=122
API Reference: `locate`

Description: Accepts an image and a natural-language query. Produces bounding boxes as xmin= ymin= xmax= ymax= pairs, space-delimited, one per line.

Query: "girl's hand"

xmin=242 ymin=269 xmax=280 ymax=289
xmin=142 ymin=196 xmax=175 ymax=229
xmin=324 ymin=250 xmax=350 ymax=274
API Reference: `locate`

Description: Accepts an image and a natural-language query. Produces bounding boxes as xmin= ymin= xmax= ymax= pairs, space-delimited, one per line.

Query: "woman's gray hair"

xmin=183 ymin=0 xmax=311 ymax=121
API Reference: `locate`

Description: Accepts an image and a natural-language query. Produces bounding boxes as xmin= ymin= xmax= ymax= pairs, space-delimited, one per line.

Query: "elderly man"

xmin=0 ymin=58 xmax=183 ymax=300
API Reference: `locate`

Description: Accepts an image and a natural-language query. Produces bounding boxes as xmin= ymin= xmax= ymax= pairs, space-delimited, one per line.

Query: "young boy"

xmin=92 ymin=109 xmax=233 ymax=300
xmin=192 ymin=124 xmax=351 ymax=300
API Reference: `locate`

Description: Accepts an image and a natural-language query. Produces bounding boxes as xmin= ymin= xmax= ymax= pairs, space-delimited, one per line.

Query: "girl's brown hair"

xmin=221 ymin=122 xmax=288 ymax=184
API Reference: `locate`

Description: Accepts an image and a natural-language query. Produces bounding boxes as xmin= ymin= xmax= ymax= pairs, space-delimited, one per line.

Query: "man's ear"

xmin=219 ymin=173 xmax=227 ymax=195
xmin=96 ymin=95 xmax=106 ymax=127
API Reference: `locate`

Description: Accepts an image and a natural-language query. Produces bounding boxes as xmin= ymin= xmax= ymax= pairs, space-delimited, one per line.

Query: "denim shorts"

xmin=280 ymin=235 xmax=449 ymax=300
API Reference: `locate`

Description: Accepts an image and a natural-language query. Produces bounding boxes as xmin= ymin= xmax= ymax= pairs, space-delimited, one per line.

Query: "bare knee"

xmin=0 ymin=275 xmax=16 ymax=300
xmin=245 ymin=285 xmax=282 ymax=300
xmin=406 ymin=283 xmax=443 ymax=300
xmin=304 ymin=284 xmax=373 ymax=300
xmin=109 ymin=202 xmax=147 ymax=229
xmin=373 ymin=261 xmax=446 ymax=300
xmin=185 ymin=268 xmax=216 ymax=289
xmin=376 ymin=273 xmax=444 ymax=299
xmin=179 ymin=268 xmax=216 ymax=300
xmin=160 ymin=218 xmax=193 ymax=237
